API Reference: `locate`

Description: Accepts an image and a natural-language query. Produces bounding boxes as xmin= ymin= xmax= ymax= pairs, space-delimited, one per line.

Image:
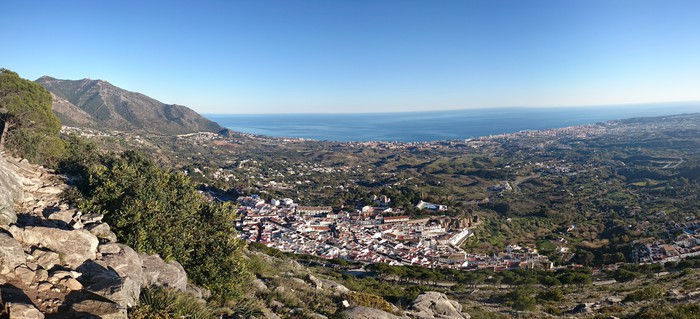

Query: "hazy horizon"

xmin=203 ymin=100 xmax=700 ymax=115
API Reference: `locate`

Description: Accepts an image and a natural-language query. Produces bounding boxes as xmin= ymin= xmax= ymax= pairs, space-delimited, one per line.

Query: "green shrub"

xmin=613 ymin=269 xmax=641 ymax=282
xmin=347 ymin=291 xmax=395 ymax=313
xmin=501 ymin=287 xmax=537 ymax=312
xmin=130 ymin=288 xmax=213 ymax=319
xmin=536 ymin=288 xmax=564 ymax=302
xmin=75 ymin=150 xmax=251 ymax=301
xmin=623 ymin=285 xmax=663 ymax=302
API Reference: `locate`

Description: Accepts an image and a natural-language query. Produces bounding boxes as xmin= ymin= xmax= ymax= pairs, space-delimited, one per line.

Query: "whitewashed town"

xmin=235 ymin=194 xmax=553 ymax=270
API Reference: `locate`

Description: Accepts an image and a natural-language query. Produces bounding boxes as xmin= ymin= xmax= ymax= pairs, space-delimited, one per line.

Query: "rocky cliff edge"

xmin=0 ymin=152 xmax=203 ymax=319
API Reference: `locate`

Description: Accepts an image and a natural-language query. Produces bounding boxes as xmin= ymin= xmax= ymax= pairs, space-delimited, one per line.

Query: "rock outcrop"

xmin=0 ymin=152 xmax=201 ymax=317
xmin=8 ymin=226 xmax=98 ymax=268
xmin=0 ymin=154 xmax=23 ymax=226
xmin=408 ymin=292 xmax=470 ymax=319
xmin=0 ymin=232 xmax=26 ymax=275
xmin=140 ymin=253 xmax=188 ymax=291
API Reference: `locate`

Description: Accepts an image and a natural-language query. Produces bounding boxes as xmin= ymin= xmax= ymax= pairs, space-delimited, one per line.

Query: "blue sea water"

xmin=205 ymin=103 xmax=700 ymax=142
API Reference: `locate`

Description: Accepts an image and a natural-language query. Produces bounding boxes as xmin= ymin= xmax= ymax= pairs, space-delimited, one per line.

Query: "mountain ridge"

xmin=36 ymin=76 xmax=226 ymax=135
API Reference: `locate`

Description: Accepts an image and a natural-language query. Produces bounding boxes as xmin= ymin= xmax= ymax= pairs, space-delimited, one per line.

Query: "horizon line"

xmin=203 ymin=100 xmax=700 ymax=116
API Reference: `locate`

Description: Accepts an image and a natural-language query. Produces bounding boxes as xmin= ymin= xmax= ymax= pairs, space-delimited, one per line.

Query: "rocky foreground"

xmin=0 ymin=152 xmax=200 ymax=318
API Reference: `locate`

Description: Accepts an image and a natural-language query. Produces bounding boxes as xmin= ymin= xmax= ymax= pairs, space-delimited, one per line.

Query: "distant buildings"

xmin=416 ymin=200 xmax=448 ymax=212
xmin=235 ymin=193 xmax=552 ymax=271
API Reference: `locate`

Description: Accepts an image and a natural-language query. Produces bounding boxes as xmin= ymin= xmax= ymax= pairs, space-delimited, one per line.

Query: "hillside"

xmin=36 ymin=76 xmax=225 ymax=135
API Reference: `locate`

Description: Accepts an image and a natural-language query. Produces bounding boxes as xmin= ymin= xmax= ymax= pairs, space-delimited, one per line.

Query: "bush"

xmin=130 ymin=288 xmax=214 ymax=319
xmin=501 ymin=287 xmax=536 ymax=312
xmin=613 ymin=269 xmax=641 ymax=282
xmin=623 ymin=285 xmax=663 ymax=302
xmin=536 ymin=288 xmax=564 ymax=302
xmin=75 ymin=150 xmax=251 ymax=301
xmin=347 ymin=291 xmax=395 ymax=313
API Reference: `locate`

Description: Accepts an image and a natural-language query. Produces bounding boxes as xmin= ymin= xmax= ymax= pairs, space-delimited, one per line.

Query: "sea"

xmin=205 ymin=103 xmax=700 ymax=143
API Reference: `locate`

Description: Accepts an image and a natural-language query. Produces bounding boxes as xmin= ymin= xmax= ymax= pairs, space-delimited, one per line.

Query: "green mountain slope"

xmin=36 ymin=76 xmax=224 ymax=135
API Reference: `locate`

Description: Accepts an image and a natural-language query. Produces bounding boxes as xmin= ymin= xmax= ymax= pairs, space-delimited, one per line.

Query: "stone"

xmin=87 ymin=223 xmax=117 ymax=243
xmin=606 ymin=296 xmax=622 ymax=303
xmin=7 ymin=303 xmax=44 ymax=319
xmin=36 ymin=186 xmax=63 ymax=195
xmin=0 ymin=155 xmax=24 ymax=226
xmin=571 ymin=303 xmax=595 ymax=314
xmin=97 ymin=244 xmax=144 ymax=287
xmin=31 ymin=249 xmax=61 ymax=270
xmin=68 ymin=299 xmax=127 ymax=319
xmin=409 ymin=292 xmax=470 ymax=319
xmin=98 ymin=243 xmax=122 ymax=255
xmin=48 ymin=270 xmax=77 ymax=282
xmin=320 ymin=279 xmax=350 ymax=294
xmin=80 ymin=213 xmax=104 ymax=224
xmin=71 ymin=220 xmax=84 ymax=230
xmin=0 ymin=232 xmax=26 ymax=275
xmin=340 ymin=306 xmax=406 ymax=319
xmin=305 ymin=274 xmax=323 ymax=289
xmin=35 ymin=268 xmax=49 ymax=282
xmin=46 ymin=210 xmax=76 ymax=225
xmin=13 ymin=265 xmax=36 ymax=285
xmin=25 ymin=262 xmax=38 ymax=271
xmin=140 ymin=253 xmax=187 ymax=291
xmin=252 ymin=278 xmax=269 ymax=292
xmin=8 ymin=225 xmax=99 ymax=268
xmin=60 ymin=277 xmax=84 ymax=291
xmin=86 ymin=275 xmax=140 ymax=308
xmin=0 ymin=205 xmax=17 ymax=226
xmin=37 ymin=282 xmax=53 ymax=292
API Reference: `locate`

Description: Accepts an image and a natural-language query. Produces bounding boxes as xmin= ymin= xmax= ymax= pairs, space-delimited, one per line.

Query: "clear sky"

xmin=2 ymin=0 xmax=700 ymax=114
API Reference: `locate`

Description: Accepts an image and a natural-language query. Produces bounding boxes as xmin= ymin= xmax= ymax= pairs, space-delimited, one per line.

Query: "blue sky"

xmin=2 ymin=0 xmax=700 ymax=114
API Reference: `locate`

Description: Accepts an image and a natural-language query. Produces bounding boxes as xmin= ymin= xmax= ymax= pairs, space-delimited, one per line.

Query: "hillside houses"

xmin=235 ymin=194 xmax=552 ymax=270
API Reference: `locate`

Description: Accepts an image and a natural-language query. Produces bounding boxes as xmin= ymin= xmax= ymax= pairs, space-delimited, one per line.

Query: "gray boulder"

xmin=87 ymin=223 xmax=117 ymax=242
xmin=86 ymin=275 xmax=140 ymax=308
xmin=30 ymin=248 xmax=61 ymax=270
xmin=320 ymin=278 xmax=350 ymax=294
xmin=340 ymin=306 xmax=406 ymax=319
xmin=0 ymin=205 xmax=17 ymax=227
xmin=0 ymin=232 xmax=26 ymax=275
xmin=80 ymin=213 xmax=104 ymax=225
xmin=305 ymin=273 xmax=323 ymax=289
xmin=0 ymin=155 xmax=24 ymax=226
xmin=13 ymin=265 xmax=36 ymax=285
xmin=68 ymin=299 xmax=128 ymax=319
xmin=140 ymin=253 xmax=187 ymax=291
xmin=97 ymin=244 xmax=144 ymax=286
xmin=8 ymin=225 xmax=98 ymax=268
xmin=7 ymin=303 xmax=44 ymax=319
xmin=571 ymin=303 xmax=595 ymax=314
xmin=46 ymin=209 xmax=76 ymax=226
xmin=409 ymin=292 xmax=470 ymax=319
